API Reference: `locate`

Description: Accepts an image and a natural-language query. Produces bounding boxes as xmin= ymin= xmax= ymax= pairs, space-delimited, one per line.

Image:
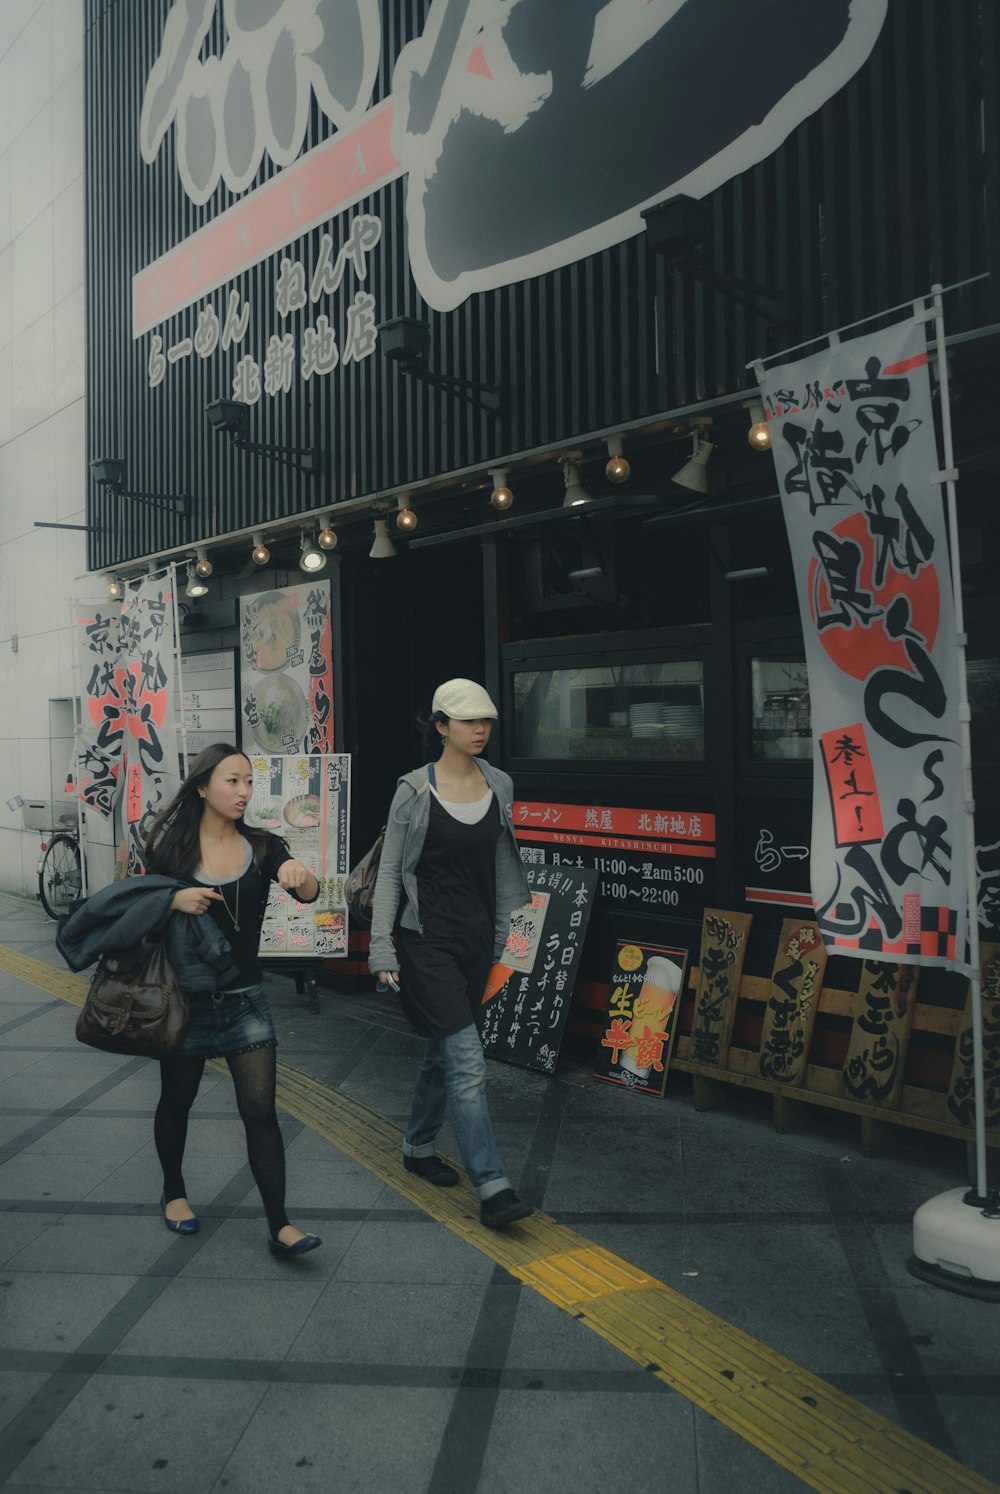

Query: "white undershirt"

xmin=430 ymin=785 xmax=494 ymax=824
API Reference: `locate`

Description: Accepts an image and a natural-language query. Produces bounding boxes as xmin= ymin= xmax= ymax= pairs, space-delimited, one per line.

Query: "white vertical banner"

xmin=118 ymin=572 xmax=181 ymax=873
xmin=758 ymin=314 xmax=970 ymax=973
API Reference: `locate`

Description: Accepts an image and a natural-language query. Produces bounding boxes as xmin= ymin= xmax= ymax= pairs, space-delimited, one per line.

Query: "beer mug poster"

xmin=594 ymin=940 xmax=690 ymax=1096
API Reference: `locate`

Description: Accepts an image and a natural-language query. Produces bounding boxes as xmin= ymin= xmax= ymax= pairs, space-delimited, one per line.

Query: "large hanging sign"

xmin=134 ymin=0 xmax=887 ymax=327
xmin=74 ymin=576 xmax=182 ymax=873
xmin=239 ymin=582 xmax=334 ymax=756
xmin=758 ymin=317 xmax=970 ymax=974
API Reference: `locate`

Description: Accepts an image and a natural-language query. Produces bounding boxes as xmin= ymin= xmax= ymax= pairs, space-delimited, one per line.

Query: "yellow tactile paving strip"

xmin=4 ymin=944 xmax=997 ymax=1494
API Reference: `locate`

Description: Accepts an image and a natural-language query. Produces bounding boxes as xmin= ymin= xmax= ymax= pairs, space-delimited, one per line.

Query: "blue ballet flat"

xmin=268 ymin=1233 xmax=322 ymax=1259
xmin=160 ymin=1193 xmax=199 ymax=1235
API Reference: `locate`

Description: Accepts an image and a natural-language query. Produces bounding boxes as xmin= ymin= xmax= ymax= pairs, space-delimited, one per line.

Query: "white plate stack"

xmin=661 ymin=702 xmax=702 ymax=737
xmin=630 ymin=702 xmax=666 ymax=739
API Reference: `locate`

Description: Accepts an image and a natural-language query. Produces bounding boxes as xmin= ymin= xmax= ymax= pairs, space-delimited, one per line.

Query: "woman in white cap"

xmin=369 ymin=679 xmax=533 ymax=1229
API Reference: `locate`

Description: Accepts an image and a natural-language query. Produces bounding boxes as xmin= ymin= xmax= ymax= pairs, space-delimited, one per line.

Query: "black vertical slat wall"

xmin=83 ymin=0 xmax=1000 ymax=574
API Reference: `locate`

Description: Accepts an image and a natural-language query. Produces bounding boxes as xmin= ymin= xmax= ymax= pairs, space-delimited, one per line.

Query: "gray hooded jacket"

xmin=367 ymin=759 xmax=531 ymax=975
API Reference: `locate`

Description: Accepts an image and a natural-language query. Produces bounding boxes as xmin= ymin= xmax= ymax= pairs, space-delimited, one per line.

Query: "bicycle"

xmin=37 ymin=824 xmax=84 ymax=920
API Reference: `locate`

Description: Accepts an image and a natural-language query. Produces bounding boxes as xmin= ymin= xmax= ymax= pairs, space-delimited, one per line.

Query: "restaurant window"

xmin=750 ymin=658 xmax=811 ymax=761
xmin=512 ymin=661 xmax=704 ymax=761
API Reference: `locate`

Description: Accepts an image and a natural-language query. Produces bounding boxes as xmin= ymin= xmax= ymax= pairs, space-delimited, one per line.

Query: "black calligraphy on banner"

xmin=946 ymin=946 xmax=1000 ymax=1129
xmin=760 ymin=318 xmax=970 ymax=974
xmin=118 ymin=576 xmax=181 ymax=874
xmin=75 ymin=607 xmax=125 ymax=818
xmin=841 ymin=960 xmax=918 ymax=1108
xmin=757 ymin=921 xmax=828 ymax=1086
xmin=688 ymin=909 xmax=753 ymax=1067
xmin=477 ymin=864 xmax=597 ymax=1074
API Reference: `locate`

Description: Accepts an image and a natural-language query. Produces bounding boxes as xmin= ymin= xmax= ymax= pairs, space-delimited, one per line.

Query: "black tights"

xmin=154 ymin=1046 xmax=289 ymax=1239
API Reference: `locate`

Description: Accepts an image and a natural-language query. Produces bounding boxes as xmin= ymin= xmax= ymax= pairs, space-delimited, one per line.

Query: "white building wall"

xmin=0 ymin=0 xmax=91 ymax=899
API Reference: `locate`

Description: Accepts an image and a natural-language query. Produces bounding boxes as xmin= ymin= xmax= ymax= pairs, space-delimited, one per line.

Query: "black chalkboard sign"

xmin=476 ymin=864 xmax=599 ymax=1073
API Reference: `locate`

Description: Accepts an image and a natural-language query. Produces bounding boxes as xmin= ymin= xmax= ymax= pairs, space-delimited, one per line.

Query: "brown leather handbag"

xmin=76 ymin=940 xmax=190 ymax=1057
xmin=344 ymin=826 xmax=385 ymax=927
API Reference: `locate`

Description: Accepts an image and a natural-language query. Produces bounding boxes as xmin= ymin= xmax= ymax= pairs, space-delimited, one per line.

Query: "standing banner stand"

xmin=244 ymin=752 xmax=351 ymax=1012
xmin=754 ymin=275 xmax=999 ymax=1297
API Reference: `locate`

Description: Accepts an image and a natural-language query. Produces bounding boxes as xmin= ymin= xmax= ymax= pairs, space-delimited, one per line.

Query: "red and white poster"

xmin=759 ymin=316 xmax=970 ymax=973
xmin=239 ymin=582 xmax=334 ymax=756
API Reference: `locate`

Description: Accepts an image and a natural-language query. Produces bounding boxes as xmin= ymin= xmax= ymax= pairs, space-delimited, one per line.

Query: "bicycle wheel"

xmin=38 ymin=835 xmax=82 ymax=919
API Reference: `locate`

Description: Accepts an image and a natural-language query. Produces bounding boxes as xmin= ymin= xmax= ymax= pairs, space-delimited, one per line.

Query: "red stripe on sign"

xmin=514 ymin=827 xmax=716 ymax=857
xmin=883 ymin=353 xmax=929 ymax=374
xmin=744 ymin=886 xmax=814 ymax=908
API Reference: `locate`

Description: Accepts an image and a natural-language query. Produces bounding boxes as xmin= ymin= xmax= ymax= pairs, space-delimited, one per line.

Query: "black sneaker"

xmin=403 ymin=1154 xmax=460 ymax=1187
xmin=480 ymin=1189 xmax=532 ymax=1229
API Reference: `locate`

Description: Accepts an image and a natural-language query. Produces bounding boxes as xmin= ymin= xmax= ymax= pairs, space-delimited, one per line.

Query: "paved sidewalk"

xmin=0 ymin=889 xmax=997 ymax=1494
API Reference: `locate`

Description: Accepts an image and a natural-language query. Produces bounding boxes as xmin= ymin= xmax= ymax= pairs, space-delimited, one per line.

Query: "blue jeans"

xmin=403 ymin=1024 xmax=509 ymax=1201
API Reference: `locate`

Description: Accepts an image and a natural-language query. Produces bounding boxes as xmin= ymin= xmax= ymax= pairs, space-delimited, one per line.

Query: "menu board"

xmin=181 ymin=650 xmax=238 ymax=758
xmin=244 ymin=753 xmax=351 ymax=958
xmin=477 ymin=864 xmax=598 ymax=1074
xmin=239 ymin=582 xmax=334 ymax=755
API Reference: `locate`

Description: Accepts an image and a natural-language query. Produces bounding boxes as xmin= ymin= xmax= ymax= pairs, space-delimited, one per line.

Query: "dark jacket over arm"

xmin=57 ymin=876 xmax=240 ymax=993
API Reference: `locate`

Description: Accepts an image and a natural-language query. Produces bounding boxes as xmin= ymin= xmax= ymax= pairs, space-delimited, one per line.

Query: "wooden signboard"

xmin=688 ymin=909 xmax=753 ymax=1068
xmin=757 ymin=920 xmax=828 ymax=1086
xmin=841 ymin=960 xmax=919 ymax=1109
xmin=593 ymin=938 xmax=690 ymax=1097
xmin=946 ymin=943 xmax=1000 ymax=1130
xmin=477 ymin=864 xmax=598 ymax=1074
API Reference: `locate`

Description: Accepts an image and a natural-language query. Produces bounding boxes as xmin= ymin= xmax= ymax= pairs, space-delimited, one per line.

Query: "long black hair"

xmin=144 ymin=742 xmax=279 ymax=878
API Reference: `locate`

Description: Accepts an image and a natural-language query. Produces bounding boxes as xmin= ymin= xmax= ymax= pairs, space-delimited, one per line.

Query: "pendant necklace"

xmin=216 ymin=875 xmax=240 ymax=932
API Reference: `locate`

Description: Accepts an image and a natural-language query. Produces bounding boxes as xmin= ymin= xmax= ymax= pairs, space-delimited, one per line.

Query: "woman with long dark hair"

xmin=144 ymin=742 xmax=322 ymax=1257
xmin=368 ymin=679 xmax=533 ymax=1229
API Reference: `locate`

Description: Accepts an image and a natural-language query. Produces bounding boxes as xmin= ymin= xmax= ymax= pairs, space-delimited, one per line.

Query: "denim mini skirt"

xmin=173 ymin=984 xmax=276 ymax=1059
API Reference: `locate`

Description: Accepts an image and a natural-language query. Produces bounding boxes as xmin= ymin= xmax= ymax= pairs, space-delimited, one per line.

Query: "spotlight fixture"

xmin=184 ymin=561 xmax=209 ymax=599
xmin=560 ymin=453 xmax=593 ymax=508
xmin=489 ymin=468 xmax=514 ymax=511
xmin=369 ymin=516 xmax=398 ymax=560
xmin=89 ymin=458 xmax=190 ymax=517
xmin=205 ymin=398 xmax=321 ymax=476
xmin=670 ymin=418 xmax=714 ymax=494
xmin=107 ymin=576 xmax=125 ymax=602
xmin=605 ymin=435 xmax=631 ymax=484
xmin=299 ymin=531 xmax=327 ymax=573
xmin=317 ymin=516 xmax=338 ymax=550
xmin=642 ymin=195 xmax=788 ymax=328
xmin=377 ymin=315 xmax=504 ymax=417
xmin=251 ymin=532 xmax=270 ymax=566
xmin=745 ymin=398 xmax=772 ymax=451
xmin=395 ymin=495 xmax=418 ymax=532
xmin=194 ymin=546 xmax=213 ymax=578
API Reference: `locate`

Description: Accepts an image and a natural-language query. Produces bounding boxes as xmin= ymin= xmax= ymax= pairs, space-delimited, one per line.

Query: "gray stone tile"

xmin=0 ymin=1370 xmax=49 ymax=1437
xmin=890 ymin=1283 xmax=999 ymax=1377
xmin=176 ymin=1215 xmax=361 ymax=1279
xmin=679 ymin=1220 xmax=852 ymax=1291
xmin=13 ymin=1115 xmax=154 ymax=1159
xmin=506 ymin=1290 xmax=639 ymax=1374
xmin=4 ymin=1212 xmax=176 ymax=1275
xmin=333 ymin=1218 xmax=496 ymax=1286
xmin=937 ymin=1393 xmax=1000 ymax=1486
xmin=8 ymin=1374 xmax=266 ymax=1493
xmin=282 ymin=1156 xmax=387 ymax=1211
xmin=0 ymin=1209 xmax=60 ymax=1265
xmin=81 ymin=1151 xmax=242 ymax=1207
xmin=477 ymin=1388 xmax=696 ymax=1493
xmin=569 ymin=1219 xmax=688 ymax=1285
xmin=0 ymin=1151 xmax=126 ymax=1202
xmin=115 ymin=1274 xmax=327 ymax=1360
xmin=286 ymin=1280 xmax=485 ymax=1365
xmin=216 ymin=1384 xmax=455 ymax=1492
xmin=0 ymin=1270 xmax=139 ymax=1351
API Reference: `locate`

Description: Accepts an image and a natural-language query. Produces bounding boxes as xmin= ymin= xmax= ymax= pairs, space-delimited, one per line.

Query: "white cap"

xmin=431 ymin=678 xmax=498 ymax=720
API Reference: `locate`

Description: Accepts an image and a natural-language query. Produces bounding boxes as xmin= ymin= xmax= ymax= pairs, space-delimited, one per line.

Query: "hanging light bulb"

xmin=194 ymin=546 xmax=213 ymax=578
xmin=185 ymin=561 xmax=209 ymax=599
xmin=299 ymin=531 xmax=327 ymax=573
xmin=489 ymin=468 xmax=514 ymax=510
xmin=317 ymin=515 xmax=338 ymax=549
xmin=745 ymin=399 xmax=771 ymax=451
xmin=107 ymin=576 xmax=124 ymax=602
xmin=605 ymin=434 xmax=631 ymax=484
xmin=395 ymin=495 xmax=418 ymax=532
xmin=251 ymin=532 xmax=270 ymax=566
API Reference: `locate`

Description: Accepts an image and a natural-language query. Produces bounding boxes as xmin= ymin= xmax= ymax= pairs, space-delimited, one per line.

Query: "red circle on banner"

xmin=805 ymin=510 xmax=940 ymax=681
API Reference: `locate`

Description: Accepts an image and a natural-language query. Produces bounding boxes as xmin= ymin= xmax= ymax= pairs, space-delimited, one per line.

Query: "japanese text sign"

xmin=759 ymin=317 xmax=970 ymax=974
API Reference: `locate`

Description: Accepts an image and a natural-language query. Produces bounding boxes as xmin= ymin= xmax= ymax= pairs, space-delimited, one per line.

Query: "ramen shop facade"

xmin=83 ymin=1 xmax=1000 ymax=1046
